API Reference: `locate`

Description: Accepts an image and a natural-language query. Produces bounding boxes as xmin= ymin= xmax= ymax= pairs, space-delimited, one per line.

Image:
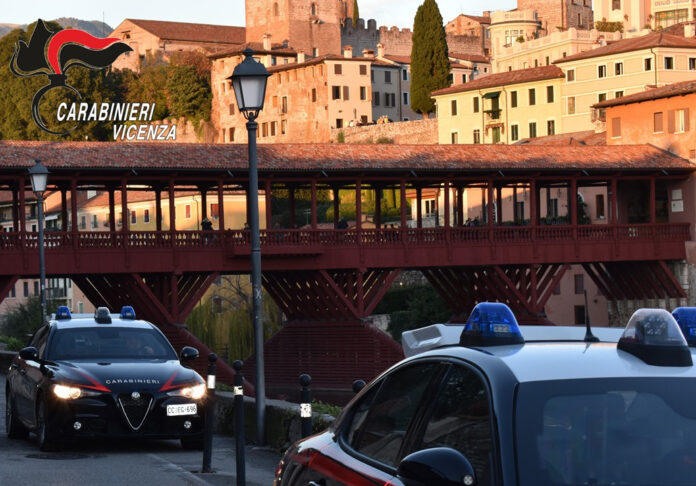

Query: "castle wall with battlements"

xmin=340 ymin=18 xmax=485 ymax=58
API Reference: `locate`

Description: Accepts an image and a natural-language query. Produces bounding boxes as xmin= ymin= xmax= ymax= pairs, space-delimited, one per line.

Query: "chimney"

xmin=685 ymin=23 xmax=695 ymax=37
xmin=343 ymin=45 xmax=353 ymax=58
xmin=297 ymin=51 xmax=305 ymax=63
xmin=483 ymin=11 xmax=491 ymax=17
xmin=377 ymin=43 xmax=385 ymax=58
xmin=263 ymin=33 xmax=271 ymax=51
xmin=362 ymin=48 xmax=375 ymax=58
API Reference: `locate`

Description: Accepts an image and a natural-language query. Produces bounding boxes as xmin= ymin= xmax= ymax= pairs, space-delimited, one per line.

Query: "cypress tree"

xmin=353 ymin=0 xmax=360 ymax=25
xmin=410 ymin=0 xmax=450 ymax=117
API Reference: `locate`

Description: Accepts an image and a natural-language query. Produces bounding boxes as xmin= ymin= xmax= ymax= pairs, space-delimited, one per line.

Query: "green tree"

xmin=0 ymin=296 xmax=57 ymax=343
xmin=410 ymin=0 xmax=450 ymax=117
xmin=353 ymin=0 xmax=360 ymax=25
xmin=165 ymin=64 xmax=212 ymax=123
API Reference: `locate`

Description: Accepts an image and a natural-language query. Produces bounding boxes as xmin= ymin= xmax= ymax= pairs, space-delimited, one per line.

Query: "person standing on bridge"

xmin=201 ymin=217 xmax=214 ymax=245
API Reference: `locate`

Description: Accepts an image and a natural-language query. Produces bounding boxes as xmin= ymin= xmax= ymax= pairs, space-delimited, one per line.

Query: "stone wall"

xmin=330 ymin=119 xmax=438 ymax=144
xmin=341 ymin=18 xmax=485 ymax=58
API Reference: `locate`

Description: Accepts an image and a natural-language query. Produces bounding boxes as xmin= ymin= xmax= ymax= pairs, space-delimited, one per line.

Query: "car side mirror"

xmin=19 ymin=346 xmax=39 ymax=362
xmin=397 ymin=447 xmax=477 ymax=486
xmin=180 ymin=346 xmax=199 ymax=362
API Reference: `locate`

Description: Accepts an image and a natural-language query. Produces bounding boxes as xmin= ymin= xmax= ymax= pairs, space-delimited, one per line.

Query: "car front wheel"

xmin=5 ymin=391 xmax=29 ymax=439
xmin=36 ymin=397 xmax=59 ymax=452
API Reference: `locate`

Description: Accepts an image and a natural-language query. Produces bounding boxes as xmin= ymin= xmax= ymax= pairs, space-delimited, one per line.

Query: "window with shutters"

xmin=385 ymin=71 xmax=391 ymax=83
xmin=451 ymin=100 xmax=458 ymax=116
xmin=546 ymin=86 xmax=554 ymax=103
xmin=547 ymin=119 xmax=555 ymax=135
xmin=511 ymin=91 xmax=518 ymax=108
xmin=615 ymin=62 xmax=623 ymax=75
xmin=473 ymin=129 xmax=481 ymax=144
xmin=511 ymin=124 xmax=519 ymax=141
xmin=343 ymin=86 xmax=349 ymax=100
xmin=529 ymin=122 xmax=537 ymax=138
xmin=473 ymin=96 xmax=479 ymax=113
xmin=654 ymin=112 xmax=663 ymax=133
xmin=568 ymin=96 xmax=576 ymax=115
xmin=668 ymin=110 xmax=676 ymax=133
xmin=360 ymin=86 xmax=367 ymax=100
xmin=334 ymin=64 xmax=342 ymax=75
xmin=611 ymin=117 xmax=621 ymax=138
xmin=451 ymin=132 xmax=459 ymax=144
xmin=529 ymin=88 xmax=536 ymax=105
xmin=665 ymin=56 xmax=674 ymax=69
xmin=373 ymin=91 xmax=380 ymax=106
xmin=598 ymin=65 xmax=607 ymax=78
xmin=332 ymin=86 xmax=341 ymax=100
xmin=359 ymin=64 xmax=367 ymax=75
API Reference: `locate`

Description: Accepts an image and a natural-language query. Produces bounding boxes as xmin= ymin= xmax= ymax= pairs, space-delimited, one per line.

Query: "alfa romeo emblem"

xmin=131 ymin=391 xmax=140 ymax=400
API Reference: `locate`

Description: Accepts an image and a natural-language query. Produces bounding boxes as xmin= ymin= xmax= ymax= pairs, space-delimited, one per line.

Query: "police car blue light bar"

xmin=55 ymin=306 xmax=72 ymax=320
xmin=460 ymin=302 xmax=524 ymax=347
xmin=120 ymin=306 xmax=136 ymax=320
xmin=618 ymin=308 xmax=692 ymax=367
xmin=672 ymin=307 xmax=696 ymax=347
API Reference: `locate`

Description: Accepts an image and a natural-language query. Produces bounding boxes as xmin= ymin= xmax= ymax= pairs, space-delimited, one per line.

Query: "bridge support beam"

xmin=422 ymin=264 xmax=570 ymax=325
xmin=262 ymin=268 xmax=402 ymax=320
xmin=582 ymin=261 xmax=686 ymax=301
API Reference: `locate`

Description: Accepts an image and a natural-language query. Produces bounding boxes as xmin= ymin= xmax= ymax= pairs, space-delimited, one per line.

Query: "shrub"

xmin=337 ymin=130 xmax=345 ymax=143
xmin=595 ymin=20 xmax=624 ymax=33
xmin=376 ymin=136 xmax=394 ymax=144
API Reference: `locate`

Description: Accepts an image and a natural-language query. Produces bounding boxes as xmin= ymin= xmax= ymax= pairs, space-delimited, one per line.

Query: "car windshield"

xmin=48 ymin=327 xmax=177 ymax=360
xmin=516 ymin=378 xmax=696 ymax=486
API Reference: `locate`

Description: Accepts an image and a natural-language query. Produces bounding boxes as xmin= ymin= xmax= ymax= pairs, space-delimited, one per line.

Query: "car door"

xmin=15 ymin=325 xmax=49 ymax=422
xmin=404 ymin=362 xmax=499 ymax=486
xmin=298 ymin=361 xmax=445 ymax=486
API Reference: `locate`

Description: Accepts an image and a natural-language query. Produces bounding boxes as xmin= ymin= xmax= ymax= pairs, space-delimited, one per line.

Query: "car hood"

xmin=51 ymin=360 xmax=202 ymax=393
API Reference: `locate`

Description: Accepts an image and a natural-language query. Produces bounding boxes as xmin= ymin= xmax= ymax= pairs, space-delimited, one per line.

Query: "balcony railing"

xmin=0 ymin=223 xmax=689 ymax=252
xmin=484 ymin=109 xmax=502 ymax=121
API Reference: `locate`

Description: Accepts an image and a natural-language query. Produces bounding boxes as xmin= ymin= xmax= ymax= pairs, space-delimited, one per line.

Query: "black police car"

xmin=5 ymin=306 xmax=207 ymax=451
xmin=273 ymin=303 xmax=696 ymax=486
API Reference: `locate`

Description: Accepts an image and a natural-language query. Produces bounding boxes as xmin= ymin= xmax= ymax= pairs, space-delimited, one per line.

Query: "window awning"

xmin=483 ymin=91 xmax=501 ymax=99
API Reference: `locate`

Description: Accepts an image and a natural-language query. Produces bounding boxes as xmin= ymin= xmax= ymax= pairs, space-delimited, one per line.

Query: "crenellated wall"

xmin=341 ymin=18 xmax=485 ymax=58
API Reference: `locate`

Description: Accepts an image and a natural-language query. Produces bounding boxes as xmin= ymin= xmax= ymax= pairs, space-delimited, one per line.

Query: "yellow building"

xmin=433 ymin=65 xmax=565 ymax=144
xmin=77 ymin=190 xmax=266 ymax=232
xmin=555 ymin=32 xmax=696 ymax=133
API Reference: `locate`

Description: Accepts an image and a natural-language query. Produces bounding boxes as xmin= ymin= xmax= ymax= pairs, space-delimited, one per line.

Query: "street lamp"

xmin=28 ymin=159 xmax=49 ymax=325
xmin=229 ymin=48 xmax=270 ymax=445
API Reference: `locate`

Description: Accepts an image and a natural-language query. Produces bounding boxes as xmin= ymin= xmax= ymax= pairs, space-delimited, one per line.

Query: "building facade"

xmin=433 ymin=65 xmax=565 ymax=145
xmin=556 ymin=32 xmax=696 ymax=133
xmin=110 ymin=19 xmax=246 ymax=72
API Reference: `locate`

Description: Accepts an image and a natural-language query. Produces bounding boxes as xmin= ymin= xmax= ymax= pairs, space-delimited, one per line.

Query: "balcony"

xmin=484 ymin=109 xmax=502 ymax=121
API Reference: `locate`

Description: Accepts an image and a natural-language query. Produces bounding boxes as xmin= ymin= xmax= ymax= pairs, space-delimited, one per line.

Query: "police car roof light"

xmin=672 ymin=307 xmax=696 ymax=348
xmin=55 ymin=306 xmax=72 ymax=320
xmin=120 ymin=306 xmax=136 ymax=320
xmin=617 ymin=308 xmax=692 ymax=367
xmin=460 ymin=302 xmax=524 ymax=348
xmin=94 ymin=307 xmax=112 ymax=324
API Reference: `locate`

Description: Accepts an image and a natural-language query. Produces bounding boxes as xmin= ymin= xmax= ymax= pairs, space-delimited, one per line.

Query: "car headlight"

xmin=52 ymin=384 xmax=101 ymax=400
xmin=167 ymin=383 xmax=206 ymax=400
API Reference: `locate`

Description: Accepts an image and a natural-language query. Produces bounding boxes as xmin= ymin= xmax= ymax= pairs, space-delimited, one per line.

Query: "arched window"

xmin=311 ymin=3 xmax=317 ymax=15
xmin=273 ymin=2 xmax=279 ymax=16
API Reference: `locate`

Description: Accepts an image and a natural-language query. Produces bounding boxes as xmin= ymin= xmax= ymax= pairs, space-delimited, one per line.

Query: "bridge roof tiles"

xmin=0 ymin=141 xmax=691 ymax=174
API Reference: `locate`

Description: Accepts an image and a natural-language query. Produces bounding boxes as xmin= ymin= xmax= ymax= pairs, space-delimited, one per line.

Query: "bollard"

xmin=352 ymin=379 xmax=366 ymax=394
xmin=299 ymin=373 xmax=312 ymax=438
xmin=202 ymin=353 xmax=217 ymax=473
xmin=233 ymin=360 xmax=246 ymax=486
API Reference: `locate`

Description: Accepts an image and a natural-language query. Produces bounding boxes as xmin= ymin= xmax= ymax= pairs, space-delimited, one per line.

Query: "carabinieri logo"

xmin=10 ymin=19 xmax=132 ymax=134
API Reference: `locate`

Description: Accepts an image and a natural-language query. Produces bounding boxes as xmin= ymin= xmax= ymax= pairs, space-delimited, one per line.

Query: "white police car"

xmin=273 ymin=303 xmax=696 ymax=486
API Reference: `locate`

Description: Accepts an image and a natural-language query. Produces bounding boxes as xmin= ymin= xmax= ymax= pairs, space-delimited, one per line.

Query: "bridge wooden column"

xmin=422 ymin=264 xmax=570 ymax=325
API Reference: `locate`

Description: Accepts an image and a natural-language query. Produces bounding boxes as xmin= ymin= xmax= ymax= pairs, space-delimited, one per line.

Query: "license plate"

xmin=167 ymin=404 xmax=197 ymax=416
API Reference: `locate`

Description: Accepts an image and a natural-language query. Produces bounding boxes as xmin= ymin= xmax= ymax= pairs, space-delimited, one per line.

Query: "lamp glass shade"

xmin=232 ymin=75 xmax=267 ymax=112
xmin=28 ymin=160 xmax=49 ymax=193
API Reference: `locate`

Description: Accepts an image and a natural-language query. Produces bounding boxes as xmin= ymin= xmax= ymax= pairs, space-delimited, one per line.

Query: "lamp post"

xmin=229 ymin=48 xmax=270 ymax=446
xmin=28 ymin=159 xmax=49 ymax=325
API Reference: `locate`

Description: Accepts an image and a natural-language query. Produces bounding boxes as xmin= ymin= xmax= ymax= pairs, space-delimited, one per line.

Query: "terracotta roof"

xmin=662 ymin=22 xmax=696 ymax=36
xmin=449 ymin=52 xmax=490 ymax=63
xmin=0 ymin=141 xmax=691 ymax=173
xmin=432 ymin=65 xmax=565 ymax=96
xmin=593 ymin=80 xmax=696 ymax=108
xmin=555 ymin=32 xmax=696 ymax=63
xmin=124 ymin=19 xmax=245 ymax=45
xmin=382 ymin=55 xmax=411 ymax=64
xmin=452 ymin=14 xmax=492 ymax=24
xmin=80 ymin=190 xmax=199 ymax=210
xmin=209 ymin=42 xmax=297 ymax=60
xmin=515 ymin=130 xmax=607 ymax=146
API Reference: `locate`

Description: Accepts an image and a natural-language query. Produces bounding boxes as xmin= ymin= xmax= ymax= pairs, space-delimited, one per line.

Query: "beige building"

xmin=594 ymin=0 xmax=652 ymax=32
xmin=433 ymin=65 xmax=565 ymax=144
xmin=493 ymin=28 xmax=623 ymax=72
xmin=555 ymin=31 xmax=696 ymax=133
xmin=110 ymin=19 xmax=245 ymax=72
xmin=489 ymin=9 xmax=542 ymax=59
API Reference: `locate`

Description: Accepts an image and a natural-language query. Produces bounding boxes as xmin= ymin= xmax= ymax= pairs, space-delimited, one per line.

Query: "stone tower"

xmin=517 ymin=0 xmax=594 ymax=34
xmin=246 ymin=0 xmax=355 ymax=56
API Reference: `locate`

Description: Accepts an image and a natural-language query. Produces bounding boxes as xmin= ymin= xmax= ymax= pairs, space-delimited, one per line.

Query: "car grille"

xmin=117 ymin=394 xmax=153 ymax=431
